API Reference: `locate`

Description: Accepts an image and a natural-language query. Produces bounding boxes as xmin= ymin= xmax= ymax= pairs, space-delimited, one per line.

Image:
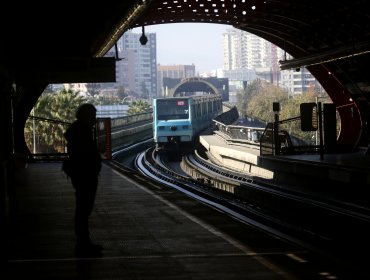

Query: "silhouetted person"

xmin=64 ymin=103 xmax=102 ymax=256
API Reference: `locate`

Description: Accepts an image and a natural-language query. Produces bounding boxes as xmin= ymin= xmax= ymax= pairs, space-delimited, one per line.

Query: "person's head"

xmin=75 ymin=103 xmax=97 ymax=127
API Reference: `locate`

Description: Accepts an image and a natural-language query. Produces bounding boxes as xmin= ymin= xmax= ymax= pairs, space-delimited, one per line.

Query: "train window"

xmin=156 ymin=99 xmax=189 ymax=120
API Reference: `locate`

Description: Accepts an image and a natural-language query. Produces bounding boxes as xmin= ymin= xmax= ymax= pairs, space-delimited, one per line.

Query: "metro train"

xmin=153 ymin=94 xmax=223 ymax=152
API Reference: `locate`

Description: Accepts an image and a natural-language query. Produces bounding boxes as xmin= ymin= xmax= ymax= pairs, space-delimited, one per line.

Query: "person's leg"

xmin=74 ymin=187 xmax=91 ymax=244
xmin=72 ymin=177 xmax=101 ymax=255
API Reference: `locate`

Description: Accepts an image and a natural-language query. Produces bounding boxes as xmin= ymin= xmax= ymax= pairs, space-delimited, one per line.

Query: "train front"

xmin=153 ymin=97 xmax=193 ymax=152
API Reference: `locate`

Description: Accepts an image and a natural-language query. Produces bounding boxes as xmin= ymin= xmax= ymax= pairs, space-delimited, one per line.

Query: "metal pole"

xmin=104 ymin=118 xmax=112 ymax=160
xmin=318 ymin=102 xmax=324 ymax=160
xmin=315 ymin=97 xmax=318 ymax=146
xmin=272 ymin=102 xmax=280 ymax=156
xmin=274 ymin=112 xmax=280 ymax=155
xmin=32 ymin=108 xmax=36 ymax=153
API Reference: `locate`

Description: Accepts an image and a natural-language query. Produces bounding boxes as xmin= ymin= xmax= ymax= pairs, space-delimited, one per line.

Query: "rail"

xmin=25 ymin=112 xmax=153 ymax=160
xmin=213 ymin=119 xmax=265 ymax=146
xmin=96 ymin=111 xmax=153 ymax=159
xmin=212 ymin=112 xmax=323 ymax=156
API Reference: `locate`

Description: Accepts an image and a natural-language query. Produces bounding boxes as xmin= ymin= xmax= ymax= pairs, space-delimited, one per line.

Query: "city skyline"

xmin=131 ymin=23 xmax=230 ymax=73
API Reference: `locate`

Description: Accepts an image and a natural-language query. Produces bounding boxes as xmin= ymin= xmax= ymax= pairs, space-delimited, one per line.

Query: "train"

xmin=153 ymin=94 xmax=223 ymax=152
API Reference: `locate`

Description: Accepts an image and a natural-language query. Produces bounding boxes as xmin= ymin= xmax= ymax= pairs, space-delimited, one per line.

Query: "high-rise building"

xmin=223 ymin=28 xmax=323 ymax=95
xmin=280 ymin=68 xmax=322 ymax=95
xmin=223 ymin=28 xmax=283 ymax=71
xmin=118 ymin=30 xmax=157 ymax=100
xmin=157 ymin=64 xmax=196 ymax=97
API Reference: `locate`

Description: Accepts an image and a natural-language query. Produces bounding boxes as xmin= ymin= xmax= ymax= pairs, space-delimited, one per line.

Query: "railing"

xmin=213 ymin=120 xmax=265 ymax=147
xmin=258 ymin=115 xmax=323 ymax=156
xmin=25 ymin=116 xmax=71 ymax=160
xmin=212 ymin=107 xmax=265 ymax=149
xmin=26 ymin=111 xmax=153 ymax=160
xmin=96 ymin=111 xmax=153 ymax=159
xmin=212 ymin=111 xmax=321 ymax=156
xmin=108 ymin=111 xmax=152 ymax=131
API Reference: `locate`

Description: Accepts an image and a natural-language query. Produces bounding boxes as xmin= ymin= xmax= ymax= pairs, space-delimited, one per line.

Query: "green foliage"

xmin=237 ymin=79 xmax=331 ymax=142
xmin=127 ymin=99 xmax=151 ymax=115
xmin=24 ymin=89 xmax=87 ymax=153
xmin=244 ymin=80 xmax=289 ymax=122
xmin=279 ymin=93 xmax=317 ymax=141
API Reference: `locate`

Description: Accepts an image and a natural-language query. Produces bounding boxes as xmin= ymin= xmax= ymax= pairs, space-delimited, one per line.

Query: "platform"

xmin=199 ymin=134 xmax=273 ymax=179
xmin=199 ymin=133 xmax=370 ymax=211
xmin=200 ymin=133 xmax=370 ymax=186
xmin=4 ymin=161 xmax=364 ymax=279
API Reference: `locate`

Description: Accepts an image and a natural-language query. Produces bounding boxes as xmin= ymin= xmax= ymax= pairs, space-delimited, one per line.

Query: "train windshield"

xmin=156 ymin=99 xmax=189 ymax=120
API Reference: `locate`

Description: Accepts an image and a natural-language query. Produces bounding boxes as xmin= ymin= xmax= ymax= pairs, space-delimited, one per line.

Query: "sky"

xmin=131 ymin=23 xmax=231 ymax=73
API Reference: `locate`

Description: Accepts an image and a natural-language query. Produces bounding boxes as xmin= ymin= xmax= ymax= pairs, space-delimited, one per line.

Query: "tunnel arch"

xmin=170 ymin=77 xmax=220 ymax=97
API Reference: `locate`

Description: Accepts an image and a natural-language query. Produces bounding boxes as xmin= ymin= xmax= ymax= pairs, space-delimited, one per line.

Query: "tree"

xmin=279 ymin=92 xmax=317 ymax=141
xmin=24 ymin=89 xmax=87 ymax=153
xmin=239 ymin=79 xmax=331 ymax=142
xmin=245 ymin=80 xmax=289 ymax=122
xmin=127 ymin=99 xmax=151 ymax=115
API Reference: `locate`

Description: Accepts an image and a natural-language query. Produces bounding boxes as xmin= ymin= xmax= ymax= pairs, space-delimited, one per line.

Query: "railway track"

xmin=110 ymin=143 xmax=370 ymax=273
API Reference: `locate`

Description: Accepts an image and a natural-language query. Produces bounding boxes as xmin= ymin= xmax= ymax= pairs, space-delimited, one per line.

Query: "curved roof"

xmin=129 ymin=0 xmax=370 ymax=148
xmin=1 ymin=0 xmax=369 ymax=150
xmin=172 ymin=77 xmax=220 ymax=97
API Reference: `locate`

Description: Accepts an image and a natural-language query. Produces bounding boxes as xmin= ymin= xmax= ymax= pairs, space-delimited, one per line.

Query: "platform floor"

xmin=4 ymin=162 xmax=367 ymax=279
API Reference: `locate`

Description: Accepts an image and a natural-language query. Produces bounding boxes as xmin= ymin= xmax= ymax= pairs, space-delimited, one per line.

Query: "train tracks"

xmin=111 ymin=144 xmax=370 ymax=273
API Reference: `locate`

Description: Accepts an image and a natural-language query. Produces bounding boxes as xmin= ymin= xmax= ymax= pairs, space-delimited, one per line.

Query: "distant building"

xmin=216 ymin=68 xmax=257 ymax=103
xmin=157 ymin=64 xmax=196 ymax=97
xmin=95 ymin=104 xmax=129 ymax=118
xmin=116 ymin=30 xmax=157 ymax=100
xmin=280 ymin=68 xmax=323 ymax=95
xmin=222 ymin=27 xmax=324 ymax=95
xmin=223 ymin=28 xmax=284 ymax=72
xmin=63 ymin=83 xmax=88 ymax=94
xmin=222 ymin=28 xmax=284 ymax=91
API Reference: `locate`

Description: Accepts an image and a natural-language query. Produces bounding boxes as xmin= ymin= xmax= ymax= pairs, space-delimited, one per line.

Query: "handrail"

xmin=28 ymin=115 xmax=72 ymax=125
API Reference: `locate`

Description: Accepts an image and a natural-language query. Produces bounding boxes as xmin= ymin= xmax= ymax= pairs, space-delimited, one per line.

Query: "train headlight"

xmin=170 ymin=126 xmax=177 ymax=131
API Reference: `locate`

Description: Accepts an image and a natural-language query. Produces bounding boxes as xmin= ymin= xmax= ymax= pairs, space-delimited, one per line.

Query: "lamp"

xmin=140 ymin=25 xmax=148 ymax=45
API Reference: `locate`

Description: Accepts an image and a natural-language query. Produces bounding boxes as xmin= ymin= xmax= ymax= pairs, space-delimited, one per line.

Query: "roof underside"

xmin=1 ymin=1 xmax=369 ymax=125
xmin=129 ymin=0 xmax=370 ymax=101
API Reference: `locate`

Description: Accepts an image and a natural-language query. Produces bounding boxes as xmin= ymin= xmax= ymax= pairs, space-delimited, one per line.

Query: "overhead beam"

xmin=279 ymin=41 xmax=370 ymax=70
xmin=95 ymin=0 xmax=152 ymax=57
xmin=9 ymin=57 xmax=116 ymax=84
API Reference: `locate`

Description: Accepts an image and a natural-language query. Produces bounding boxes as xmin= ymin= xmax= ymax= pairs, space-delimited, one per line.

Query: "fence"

xmin=96 ymin=111 xmax=153 ymax=159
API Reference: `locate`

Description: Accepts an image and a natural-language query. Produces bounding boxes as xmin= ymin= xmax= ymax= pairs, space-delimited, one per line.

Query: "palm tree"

xmin=24 ymin=88 xmax=87 ymax=153
xmin=127 ymin=99 xmax=151 ymax=115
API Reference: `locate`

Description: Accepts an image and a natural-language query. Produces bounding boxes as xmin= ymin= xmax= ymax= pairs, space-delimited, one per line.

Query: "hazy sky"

xmin=131 ymin=23 xmax=231 ymax=73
